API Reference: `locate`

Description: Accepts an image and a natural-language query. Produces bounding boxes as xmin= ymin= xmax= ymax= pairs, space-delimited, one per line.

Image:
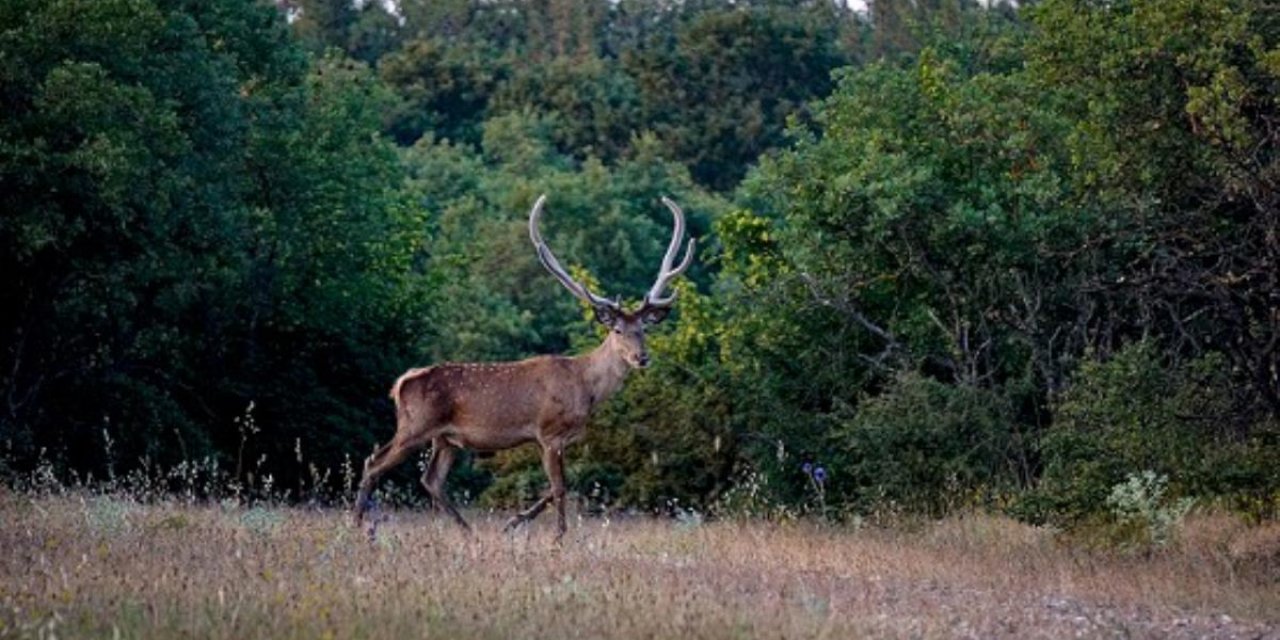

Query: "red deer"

xmin=353 ymin=194 xmax=695 ymax=539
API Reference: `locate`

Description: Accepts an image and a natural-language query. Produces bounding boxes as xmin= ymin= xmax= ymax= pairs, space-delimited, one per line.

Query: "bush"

xmin=1105 ymin=471 xmax=1194 ymax=549
xmin=1028 ymin=341 xmax=1279 ymax=523
xmin=830 ymin=373 xmax=1021 ymax=516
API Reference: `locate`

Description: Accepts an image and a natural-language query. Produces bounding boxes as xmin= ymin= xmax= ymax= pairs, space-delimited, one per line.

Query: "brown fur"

xmin=353 ymin=315 xmax=652 ymax=537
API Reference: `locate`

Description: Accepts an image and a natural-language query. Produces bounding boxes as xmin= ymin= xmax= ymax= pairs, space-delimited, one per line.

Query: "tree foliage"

xmin=0 ymin=0 xmax=426 ymax=487
xmin=2 ymin=0 xmax=1276 ymax=523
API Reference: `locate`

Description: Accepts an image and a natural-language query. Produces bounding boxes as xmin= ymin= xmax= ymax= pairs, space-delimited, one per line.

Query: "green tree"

xmin=379 ymin=36 xmax=509 ymax=145
xmin=290 ymin=0 xmax=360 ymax=53
xmin=1 ymin=0 xmax=298 ymax=469
xmin=0 ymin=0 xmax=425 ymax=490
xmin=1026 ymin=0 xmax=1279 ymax=420
xmin=626 ymin=4 xmax=849 ymax=189
xmin=492 ymin=56 xmax=641 ymax=164
xmin=347 ymin=2 xmax=405 ymax=64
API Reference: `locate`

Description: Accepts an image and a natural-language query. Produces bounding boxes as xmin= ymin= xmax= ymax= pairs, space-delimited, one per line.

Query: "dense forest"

xmin=1 ymin=0 xmax=1276 ymax=529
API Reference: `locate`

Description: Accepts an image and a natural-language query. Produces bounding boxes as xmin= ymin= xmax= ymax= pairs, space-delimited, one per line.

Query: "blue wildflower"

xmin=801 ymin=462 xmax=813 ymax=475
xmin=813 ymin=466 xmax=827 ymax=484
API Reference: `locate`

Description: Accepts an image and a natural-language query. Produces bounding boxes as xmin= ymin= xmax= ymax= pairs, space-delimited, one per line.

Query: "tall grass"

xmin=2 ymin=490 xmax=1276 ymax=639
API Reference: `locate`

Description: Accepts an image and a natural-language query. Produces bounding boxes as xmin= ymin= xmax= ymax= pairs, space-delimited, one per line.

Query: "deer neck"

xmin=580 ymin=334 xmax=631 ymax=409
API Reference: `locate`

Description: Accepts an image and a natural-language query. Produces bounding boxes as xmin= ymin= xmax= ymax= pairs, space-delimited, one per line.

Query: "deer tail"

xmin=389 ymin=367 xmax=429 ymax=408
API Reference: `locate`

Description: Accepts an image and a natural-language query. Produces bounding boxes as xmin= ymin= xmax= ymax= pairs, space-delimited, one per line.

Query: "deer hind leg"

xmin=354 ymin=389 xmax=449 ymax=526
xmin=353 ymin=437 xmax=423 ymax=526
xmin=420 ymin=439 xmax=470 ymax=532
xmin=353 ymin=408 xmax=441 ymax=526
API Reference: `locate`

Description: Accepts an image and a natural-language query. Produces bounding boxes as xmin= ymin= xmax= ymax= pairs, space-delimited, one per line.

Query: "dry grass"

xmin=2 ymin=492 xmax=1277 ymax=639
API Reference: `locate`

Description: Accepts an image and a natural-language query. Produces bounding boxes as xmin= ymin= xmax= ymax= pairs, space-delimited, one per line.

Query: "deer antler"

xmin=529 ymin=194 xmax=618 ymax=310
xmin=644 ymin=196 xmax=696 ymax=308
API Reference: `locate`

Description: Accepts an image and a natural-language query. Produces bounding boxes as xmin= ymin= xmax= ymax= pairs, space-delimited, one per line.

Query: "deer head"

xmin=528 ymin=194 xmax=696 ymax=370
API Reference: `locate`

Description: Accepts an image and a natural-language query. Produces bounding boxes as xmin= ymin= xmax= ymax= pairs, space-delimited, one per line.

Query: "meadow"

xmin=3 ymin=491 xmax=1277 ymax=639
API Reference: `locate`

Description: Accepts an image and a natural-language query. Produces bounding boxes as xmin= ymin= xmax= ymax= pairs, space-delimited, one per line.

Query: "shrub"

xmin=1105 ymin=471 xmax=1194 ymax=549
xmin=1029 ymin=341 xmax=1279 ymax=523
xmin=831 ymin=373 xmax=1020 ymax=516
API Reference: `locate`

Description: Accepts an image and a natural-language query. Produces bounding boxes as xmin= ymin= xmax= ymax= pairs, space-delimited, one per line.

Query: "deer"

xmin=353 ymin=194 xmax=695 ymax=539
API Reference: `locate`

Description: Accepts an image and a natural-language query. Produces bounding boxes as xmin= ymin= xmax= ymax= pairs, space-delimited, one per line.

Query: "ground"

xmin=1 ymin=493 xmax=1277 ymax=639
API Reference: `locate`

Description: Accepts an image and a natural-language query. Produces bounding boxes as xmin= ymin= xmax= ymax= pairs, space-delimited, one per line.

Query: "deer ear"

xmin=593 ymin=305 xmax=622 ymax=327
xmin=640 ymin=305 xmax=670 ymax=325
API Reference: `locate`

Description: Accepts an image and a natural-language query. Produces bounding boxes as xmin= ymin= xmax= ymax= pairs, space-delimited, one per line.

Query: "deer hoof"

xmin=352 ymin=497 xmax=376 ymax=527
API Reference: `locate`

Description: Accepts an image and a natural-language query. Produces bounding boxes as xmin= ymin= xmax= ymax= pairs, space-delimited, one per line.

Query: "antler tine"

xmin=645 ymin=197 xmax=697 ymax=307
xmin=529 ymin=194 xmax=617 ymax=309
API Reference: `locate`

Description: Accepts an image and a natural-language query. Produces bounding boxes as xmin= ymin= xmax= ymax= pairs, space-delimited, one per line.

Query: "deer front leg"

xmin=545 ymin=445 xmax=568 ymax=540
xmin=501 ymin=444 xmax=567 ymax=537
xmin=502 ymin=495 xmax=553 ymax=532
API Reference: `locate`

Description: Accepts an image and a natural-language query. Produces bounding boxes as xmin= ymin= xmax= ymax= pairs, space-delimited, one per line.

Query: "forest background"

xmin=2 ymin=0 xmax=1276 ymax=531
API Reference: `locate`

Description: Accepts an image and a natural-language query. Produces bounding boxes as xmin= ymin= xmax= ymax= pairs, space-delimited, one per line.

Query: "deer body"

xmin=391 ymin=336 xmax=633 ymax=453
xmin=353 ymin=195 xmax=693 ymax=538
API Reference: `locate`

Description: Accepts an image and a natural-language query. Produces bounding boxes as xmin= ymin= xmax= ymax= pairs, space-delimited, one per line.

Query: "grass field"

xmin=2 ymin=492 xmax=1277 ymax=639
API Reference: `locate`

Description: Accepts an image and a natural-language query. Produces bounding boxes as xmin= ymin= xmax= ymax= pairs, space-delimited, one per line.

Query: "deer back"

xmin=392 ymin=356 xmax=599 ymax=451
